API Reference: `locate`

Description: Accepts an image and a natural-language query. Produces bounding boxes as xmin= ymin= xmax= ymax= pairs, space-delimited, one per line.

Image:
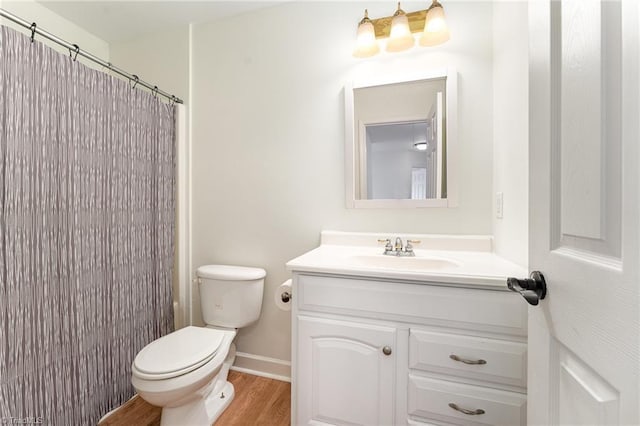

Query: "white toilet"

xmin=131 ymin=264 xmax=265 ymax=426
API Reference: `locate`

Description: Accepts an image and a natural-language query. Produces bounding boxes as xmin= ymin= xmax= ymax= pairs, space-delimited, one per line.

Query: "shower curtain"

xmin=0 ymin=25 xmax=175 ymax=424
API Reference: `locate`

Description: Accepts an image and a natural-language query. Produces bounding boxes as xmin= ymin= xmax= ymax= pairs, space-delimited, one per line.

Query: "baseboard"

xmin=231 ymin=351 xmax=291 ymax=383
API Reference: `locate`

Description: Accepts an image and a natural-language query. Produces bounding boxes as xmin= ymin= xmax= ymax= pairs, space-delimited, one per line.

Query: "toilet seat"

xmin=133 ymin=326 xmax=224 ymax=381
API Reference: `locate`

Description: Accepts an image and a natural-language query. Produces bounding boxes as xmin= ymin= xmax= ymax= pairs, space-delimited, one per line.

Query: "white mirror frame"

xmin=344 ymin=68 xmax=458 ymax=209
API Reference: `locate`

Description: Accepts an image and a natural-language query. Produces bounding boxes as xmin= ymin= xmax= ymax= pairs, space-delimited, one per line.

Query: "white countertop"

xmin=286 ymin=231 xmax=528 ymax=290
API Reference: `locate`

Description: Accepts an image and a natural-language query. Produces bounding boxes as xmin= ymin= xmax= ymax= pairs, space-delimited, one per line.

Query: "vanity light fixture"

xmin=352 ymin=0 xmax=450 ymax=58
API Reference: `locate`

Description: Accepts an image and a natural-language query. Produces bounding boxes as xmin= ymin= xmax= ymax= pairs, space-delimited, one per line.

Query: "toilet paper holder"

xmin=275 ymin=279 xmax=292 ymax=311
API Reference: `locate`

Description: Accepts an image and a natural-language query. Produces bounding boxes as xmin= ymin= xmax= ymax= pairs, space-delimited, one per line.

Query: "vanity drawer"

xmin=296 ymin=274 xmax=527 ymax=336
xmin=409 ymin=329 xmax=527 ymax=389
xmin=408 ymin=375 xmax=527 ymax=426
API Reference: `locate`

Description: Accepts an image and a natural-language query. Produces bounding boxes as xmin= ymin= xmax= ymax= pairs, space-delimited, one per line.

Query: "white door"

xmin=528 ymin=0 xmax=639 ymax=424
xmin=411 ymin=167 xmax=427 ymax=199
xmin=296 ymin=316 xmax=396 ymax=425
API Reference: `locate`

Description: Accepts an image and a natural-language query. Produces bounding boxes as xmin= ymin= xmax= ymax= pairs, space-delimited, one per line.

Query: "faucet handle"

xmin=405 ymin=239 xmax=421 ymax=252
xmin=378 ymin=238 xmax=394 ymax=253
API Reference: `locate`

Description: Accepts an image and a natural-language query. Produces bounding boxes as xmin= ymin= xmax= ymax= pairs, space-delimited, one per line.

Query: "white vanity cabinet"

xmin=291 ymin=273 xmax=528 ymax=426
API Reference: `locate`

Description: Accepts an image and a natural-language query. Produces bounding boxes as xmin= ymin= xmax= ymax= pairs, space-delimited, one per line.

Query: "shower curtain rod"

xmin=0 ymin=8 xmax=183 ymax=104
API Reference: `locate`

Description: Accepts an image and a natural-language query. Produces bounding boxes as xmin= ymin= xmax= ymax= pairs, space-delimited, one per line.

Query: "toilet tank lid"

xmin=197 ymin=264 xmax=266 ymax=280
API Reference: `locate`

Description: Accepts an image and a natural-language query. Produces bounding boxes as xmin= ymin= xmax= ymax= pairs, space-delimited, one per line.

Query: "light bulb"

xmin=353 ymin=10 xmax=380 ymax=58
xmin=414 ymin=142 xmax=428 ymax=151
xmin=386 ymin=2 xmax=414 ymax=52
xmin=420 ymin=0 xmax=450 ymax=47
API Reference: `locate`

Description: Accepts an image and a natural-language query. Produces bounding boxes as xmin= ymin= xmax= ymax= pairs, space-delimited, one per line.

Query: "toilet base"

xmin=158 ymin=342 xmax=237 ymax=426
xmin=160 ymin=380 xmax=235 ymax=426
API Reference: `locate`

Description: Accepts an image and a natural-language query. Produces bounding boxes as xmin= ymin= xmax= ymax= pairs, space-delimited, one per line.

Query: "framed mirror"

xmin=345 ymin=69 xmax=458 ymax=208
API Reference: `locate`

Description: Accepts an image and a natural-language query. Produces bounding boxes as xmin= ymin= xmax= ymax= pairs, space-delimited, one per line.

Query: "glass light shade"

xmin=353 ymin=20 xmax=380 ymax=58
xmin=386 ymin=11 xmax=414 ymax=52
xmin=419 ymin=3 xmax=450 ymax=46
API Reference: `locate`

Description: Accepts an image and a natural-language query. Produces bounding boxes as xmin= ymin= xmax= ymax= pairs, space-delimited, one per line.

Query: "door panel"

xmin=559 ymin=0 xmax=606 ymax=240
xmin=529 ymin=0 xmax=639 ymax=424
xmin=553 ymin=342 xmax=620 ymax=425
xmin=552 ymin=0 xmax=622 ymax=258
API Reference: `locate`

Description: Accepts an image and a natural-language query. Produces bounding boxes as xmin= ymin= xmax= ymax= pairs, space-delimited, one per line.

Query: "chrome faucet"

xmin=378 ymin=237 xmax=421 ymax=257
xmin=394 ymin=237 xmax=403 ymax=254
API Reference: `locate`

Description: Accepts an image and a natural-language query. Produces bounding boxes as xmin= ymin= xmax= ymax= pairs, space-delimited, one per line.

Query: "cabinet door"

xmin=297 ymin=316 xmax=396 ymax=425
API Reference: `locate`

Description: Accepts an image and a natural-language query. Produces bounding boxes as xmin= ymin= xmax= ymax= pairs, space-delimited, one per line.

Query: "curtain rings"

xmin=152 ymin=86 xmax=159 ymax=98
xmin=69 ymin=44 xmax=80 ymax=61
xmin=169 ymin=95 xmax=177 ymax=106
xmin=29 ymin=22 xmax=37 ymax=43
xmin=131 ymin=75 xmax=140 ymax=90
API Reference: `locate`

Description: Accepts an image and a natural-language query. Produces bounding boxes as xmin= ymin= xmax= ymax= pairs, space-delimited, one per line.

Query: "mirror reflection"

xmin=365 ymin=116 xmax=444 ymax=199
xmin=353 ymin=76 xmax=447 ymax=202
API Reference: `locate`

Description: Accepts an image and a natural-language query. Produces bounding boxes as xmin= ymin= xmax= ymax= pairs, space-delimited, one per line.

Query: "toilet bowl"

xmin=131 ymin=265 xmax=265 ymax=426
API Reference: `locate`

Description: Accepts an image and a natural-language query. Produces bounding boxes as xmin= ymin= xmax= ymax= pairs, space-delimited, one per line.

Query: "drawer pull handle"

xmin=382 ymin=346 xmax=392 ymax=356
xmin=448 ymin=403 xmax=485 ymax=416
xmin=449 ymin=354 xmax=487 ymax=365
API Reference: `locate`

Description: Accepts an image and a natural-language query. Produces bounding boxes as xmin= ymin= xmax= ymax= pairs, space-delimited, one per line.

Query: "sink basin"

xmin=348 ymin=254 xmax=460 ymax=271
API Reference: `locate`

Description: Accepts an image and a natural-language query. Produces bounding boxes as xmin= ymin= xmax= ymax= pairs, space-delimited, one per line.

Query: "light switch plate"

xmin=496 ymin=192 xmax=504 ymax=219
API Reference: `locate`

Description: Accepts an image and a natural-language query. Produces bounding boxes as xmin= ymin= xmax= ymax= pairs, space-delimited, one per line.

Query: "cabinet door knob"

xmin=382 ymin=346 xmax=392 ymax=356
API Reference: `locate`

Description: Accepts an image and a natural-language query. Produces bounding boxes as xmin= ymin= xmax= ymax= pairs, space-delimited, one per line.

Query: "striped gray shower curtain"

xmin=0 ymin=25 xmax=175 ymax=424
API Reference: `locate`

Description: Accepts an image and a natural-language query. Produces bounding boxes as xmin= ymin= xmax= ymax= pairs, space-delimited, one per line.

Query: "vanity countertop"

xmin=286 ymin=231 xmax=528 ymax=290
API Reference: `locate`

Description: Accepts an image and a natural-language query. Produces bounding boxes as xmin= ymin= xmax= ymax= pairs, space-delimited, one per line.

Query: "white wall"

xmin=492 ymin=1 xmax=529 ymax=267
xmin=190 ymin=1 xmax=495 ymax=364
xmin=109 ymin=27 xmax=189 ymax=103
xmin=0 ymin=0 xmax=109 ymax=67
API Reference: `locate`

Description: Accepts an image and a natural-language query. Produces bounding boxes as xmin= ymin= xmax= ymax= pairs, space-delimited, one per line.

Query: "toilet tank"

xmin=196 ymin=265 xmax=265 ymax=328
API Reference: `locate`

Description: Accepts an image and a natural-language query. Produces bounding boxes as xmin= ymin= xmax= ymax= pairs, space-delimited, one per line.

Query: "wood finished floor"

xmin=99 ymin=371 xmax=290 ymax=426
